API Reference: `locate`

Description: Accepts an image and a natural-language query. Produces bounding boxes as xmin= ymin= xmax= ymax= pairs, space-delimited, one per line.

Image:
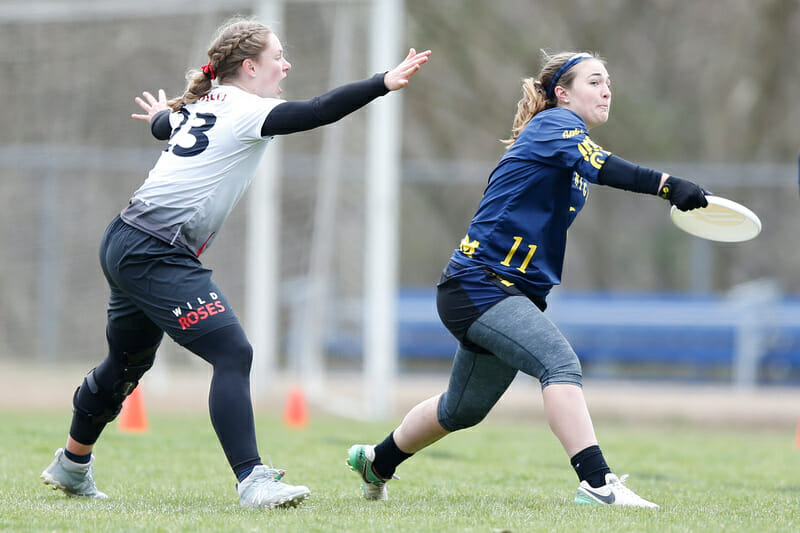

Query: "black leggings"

xmin=184 ymin=324 xmax=261 ymax=476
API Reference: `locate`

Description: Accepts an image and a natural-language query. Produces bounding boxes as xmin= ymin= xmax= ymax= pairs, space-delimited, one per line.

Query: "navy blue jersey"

xmin=449 ymin=107 xmax=611 ymax=302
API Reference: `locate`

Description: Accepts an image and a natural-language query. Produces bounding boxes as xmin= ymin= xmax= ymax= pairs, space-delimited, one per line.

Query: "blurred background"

xmin=2 ymin=0 xmax=800 ymax=408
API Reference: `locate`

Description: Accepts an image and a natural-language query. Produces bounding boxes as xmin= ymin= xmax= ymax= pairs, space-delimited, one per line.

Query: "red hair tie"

xmin=201 ymin=62 xmax=216 ymax=80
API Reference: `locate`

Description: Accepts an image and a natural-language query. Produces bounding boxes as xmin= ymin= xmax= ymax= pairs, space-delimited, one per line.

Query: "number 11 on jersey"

xmin=500 ymin=236 xmax=537 ymax=273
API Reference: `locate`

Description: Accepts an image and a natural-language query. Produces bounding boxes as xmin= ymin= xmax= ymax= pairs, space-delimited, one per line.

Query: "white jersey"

xmin=121 ymin=85 xmax=284 ymax=255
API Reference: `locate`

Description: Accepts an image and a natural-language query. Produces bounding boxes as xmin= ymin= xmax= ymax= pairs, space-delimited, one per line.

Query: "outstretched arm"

xmin=598 ymin=155 xmax=708 ymax=211
xmin=261 ymin=48 xmax=431 ymax=137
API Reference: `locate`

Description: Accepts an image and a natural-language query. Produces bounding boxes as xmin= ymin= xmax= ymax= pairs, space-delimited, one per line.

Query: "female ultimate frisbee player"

xmin=40 ymin=17 xmax=430 ymax=509
xmin=347 ymin=51 xmax=706 ymax=508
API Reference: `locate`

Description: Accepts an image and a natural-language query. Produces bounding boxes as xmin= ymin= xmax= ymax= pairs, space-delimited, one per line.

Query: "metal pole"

xmin=689 ymin=238 xmax=712 ymax=293
xmin=38 ymin=170 xmax=60 ymax=361
xmin=247 ymin=0 xmax=284 ymax=398
xmin=364 ymin=0 xmax=403 ymax=418
xmin=301 ymin=4 xmax=356 ymax=398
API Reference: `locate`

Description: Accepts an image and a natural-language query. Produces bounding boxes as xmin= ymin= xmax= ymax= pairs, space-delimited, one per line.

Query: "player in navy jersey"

xmin=40 ymin=17 xmax=430 ymax=509
xmin=347 ymin=51 xmax=707 ymax=507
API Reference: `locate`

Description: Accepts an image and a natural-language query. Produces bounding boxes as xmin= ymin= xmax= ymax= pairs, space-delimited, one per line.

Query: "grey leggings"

xmin=437 ymin=295 xmax=582 ymax=431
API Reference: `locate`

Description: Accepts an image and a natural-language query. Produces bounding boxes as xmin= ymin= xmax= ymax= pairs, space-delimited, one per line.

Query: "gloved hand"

xmin=658 ymin=176 xmax=709 ymax=211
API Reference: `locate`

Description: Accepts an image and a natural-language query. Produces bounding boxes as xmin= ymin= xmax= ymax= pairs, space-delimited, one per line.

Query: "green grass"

xmin=2 ymin=410 xmax=799 ymax=532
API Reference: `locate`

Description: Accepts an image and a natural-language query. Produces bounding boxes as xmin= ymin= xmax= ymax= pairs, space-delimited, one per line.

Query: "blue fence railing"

xmin=323 ymin=287 xmax=800 ymax=384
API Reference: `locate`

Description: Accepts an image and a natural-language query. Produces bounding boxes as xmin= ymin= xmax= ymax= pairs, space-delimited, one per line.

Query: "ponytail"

xmin=168 ymin=70 xmax=213 ymax=111
xmin=501 ymin=77 xmax=548 ymax=148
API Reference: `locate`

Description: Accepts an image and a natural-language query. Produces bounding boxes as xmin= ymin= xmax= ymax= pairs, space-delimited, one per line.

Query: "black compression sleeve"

xmin=597 ymin=154 xmax=662 ymax=195
xmin=261 ymin=73 xmax=388 ymax=136
xmin=150 ymin=109 xmax=172 ymax=141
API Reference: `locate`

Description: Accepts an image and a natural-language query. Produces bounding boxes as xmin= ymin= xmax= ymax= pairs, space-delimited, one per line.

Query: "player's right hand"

xmin=131 ymin=89 xmax=168 ymax=122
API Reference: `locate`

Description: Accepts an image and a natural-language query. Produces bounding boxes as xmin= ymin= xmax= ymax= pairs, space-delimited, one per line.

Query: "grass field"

xmin=2 ymin=410 xmax=798 ymax=532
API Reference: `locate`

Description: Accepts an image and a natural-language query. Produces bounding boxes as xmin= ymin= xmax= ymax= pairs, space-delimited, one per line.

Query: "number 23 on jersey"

xmin=166 ymin=109 xmax=217 ymax=157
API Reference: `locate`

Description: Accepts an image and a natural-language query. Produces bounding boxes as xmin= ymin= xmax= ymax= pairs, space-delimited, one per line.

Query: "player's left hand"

xmin=131 ymin=89 xmax=168 ymax=122
xmin=659 ymin=176 xmax=709 ymax=211
xmin=383 ymin=48 xmax=432 ymax=91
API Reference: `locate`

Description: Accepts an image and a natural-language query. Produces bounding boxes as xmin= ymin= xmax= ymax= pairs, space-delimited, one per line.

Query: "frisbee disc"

xmin=669 ymin=196 xmax=761 ymax=242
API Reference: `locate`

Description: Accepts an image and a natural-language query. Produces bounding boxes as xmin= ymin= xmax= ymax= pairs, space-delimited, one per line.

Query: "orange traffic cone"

xmin=118 ymin=385 xmax=148 ymax=433
xmin=283 ymin=386 xmax=308 ymax=428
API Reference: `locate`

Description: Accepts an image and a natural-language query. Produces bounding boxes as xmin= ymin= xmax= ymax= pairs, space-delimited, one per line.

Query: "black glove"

xmin=658 ymin=176 xmax=708 ymax=211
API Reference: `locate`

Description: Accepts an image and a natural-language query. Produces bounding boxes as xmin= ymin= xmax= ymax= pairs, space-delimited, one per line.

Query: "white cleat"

xmin=575 ymin=473 xmax=658 ymax=508
xmin=237 ymin=465 xmax=310 ymax=509
xmin=41 ymin=448 xmax=108 ymax=499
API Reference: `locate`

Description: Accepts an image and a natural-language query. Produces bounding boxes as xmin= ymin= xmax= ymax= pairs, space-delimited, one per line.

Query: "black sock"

xmin=570 ymin=445 xmax=611 ymax=488
xmin=372 ymin=431 xmax=413 ymax=479
xmin=63 ymin=449 xmax=92 ymax=464
xmin=235 ymin=460 xmax=262 ymax=482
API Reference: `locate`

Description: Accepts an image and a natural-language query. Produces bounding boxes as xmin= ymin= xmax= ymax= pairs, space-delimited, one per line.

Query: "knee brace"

xmin=72 ymin=343 xmax=159 ymax=425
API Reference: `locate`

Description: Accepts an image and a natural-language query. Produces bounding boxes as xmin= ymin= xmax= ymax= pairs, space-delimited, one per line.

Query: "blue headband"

xmin=545 ymin=53 xmax=593 ymax=99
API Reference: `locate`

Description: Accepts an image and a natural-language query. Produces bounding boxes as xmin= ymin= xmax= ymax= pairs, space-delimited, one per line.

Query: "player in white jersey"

xmin=123 ymin=83 xmax=286 ymax=255
xmin=40 ymin=17 xmax=430 ymax=509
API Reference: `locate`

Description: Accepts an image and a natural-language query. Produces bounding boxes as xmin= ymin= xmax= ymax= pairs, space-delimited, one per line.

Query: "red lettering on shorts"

xmin=176 ymin=301 xmax=228 ymax=330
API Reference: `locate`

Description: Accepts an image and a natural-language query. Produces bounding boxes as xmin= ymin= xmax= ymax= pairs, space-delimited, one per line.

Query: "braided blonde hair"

xmin=168 ymin=18 xmax=273 ymax=111
xmin=502 ymin=51 xmax=603 ymax=148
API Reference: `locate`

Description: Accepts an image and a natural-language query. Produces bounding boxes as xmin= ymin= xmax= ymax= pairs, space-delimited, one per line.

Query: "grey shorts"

xmin=437 ymin=295 xmax=582 ymax=431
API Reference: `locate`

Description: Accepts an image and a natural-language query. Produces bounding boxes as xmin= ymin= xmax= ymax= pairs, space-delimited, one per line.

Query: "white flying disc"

xmin=669 ymin=195 xmax=761 ymax=242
